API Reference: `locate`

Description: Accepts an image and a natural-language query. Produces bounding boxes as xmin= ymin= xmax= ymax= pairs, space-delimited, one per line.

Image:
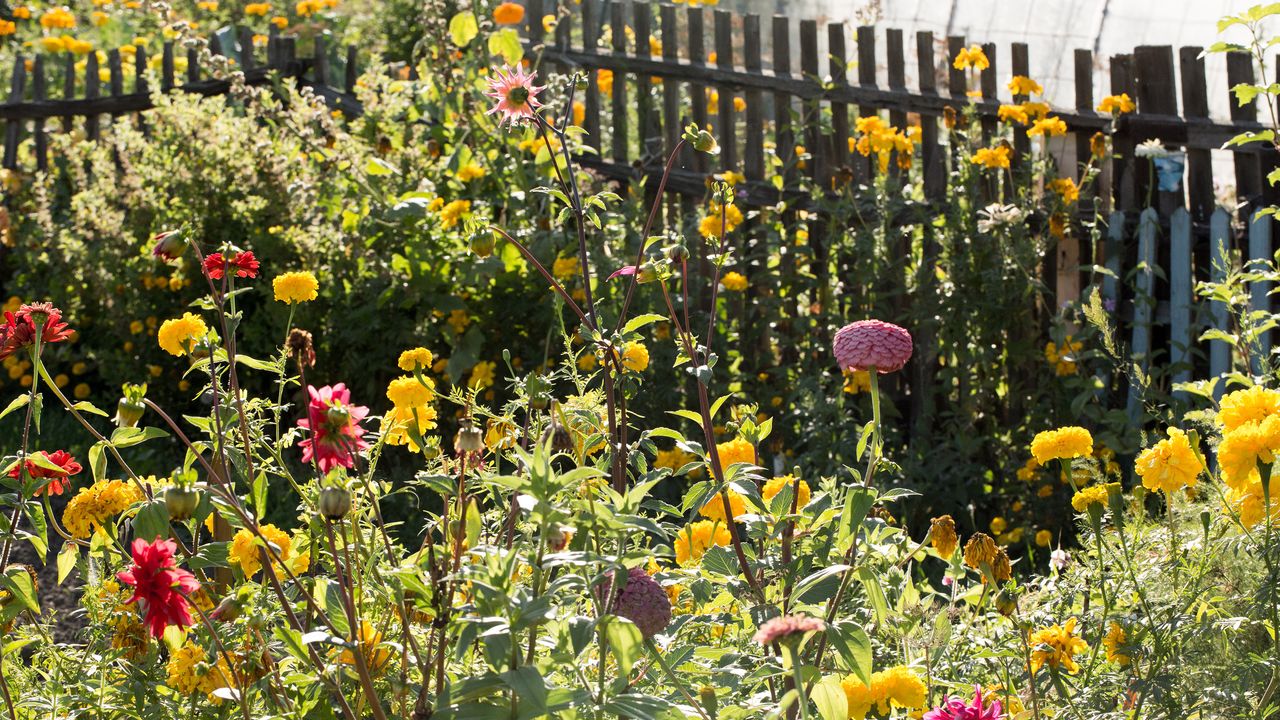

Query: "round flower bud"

xmin=469 ymin=229 xmax=497 ymax=258
xmin=606 ymin=566 xmax=671 ymax=640
xmin=318 ymin=486 xmax=352 ymax=520
xmin=209 ymin=594 xmax=243 ymax=623
xmin=540 ymin=421 xmax=574 ymax=453
xmin=326 ymin=405 xmax=352 ymax=429
xmin=666 ymin=244 xmax=689 ymax=262
xmin=833 ymin=319 xmax=913 ymax=374
xmin=455 ymin=425 xmax=485 ymax=454
xmin=164 ymin=485 xmax=200 ymax=522
xmin=114 ymin=397 xmax=146 ymax=428
xmin=994 ymin=588 xmax=1018 ymax=617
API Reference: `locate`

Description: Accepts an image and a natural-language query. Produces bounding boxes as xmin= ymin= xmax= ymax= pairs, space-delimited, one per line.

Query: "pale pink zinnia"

xmin=833 ymin=319 xmax=913 ymax=374
xmin=753 ymin=614 xmax=826 ymax=645
xmin=484 ymin=65 xmax=544 ymax=127
xmin=297 ymin=383 xmax=370 ymax=472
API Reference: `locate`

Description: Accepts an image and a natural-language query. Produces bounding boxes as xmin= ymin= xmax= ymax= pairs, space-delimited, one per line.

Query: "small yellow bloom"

xmin=1007 ymin=75 xmax=1043 ymax=96
xmin=952 ymin=45 xmax=989 ymax=71
xmin=970 ymin=145 xmax=1011 ymax=169
xmin=1030 ymin=426 xmax=1093 ymax=464
xmin=157 ymin=313 xmax=208 ymax=356
xmin=1097 ymin=93 xmax=1135 ymax=114
xmin=273 ymin=271 xmax=319 ymax=304
xmin=1027 ymin=116 xmax=1067 ymax=137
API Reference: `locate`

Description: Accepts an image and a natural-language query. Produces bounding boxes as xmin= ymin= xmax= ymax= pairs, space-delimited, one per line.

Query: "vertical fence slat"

xmin=162 ymin=42 xmax=176 ymax=93
xmin=1250 ymin=209 xmax=1273 ymax=363
xmin=634 ymin=3 xmax=657 ymax=165
xmin=241 ymin=28 xmax=257 ymax=72
xmin=1209 ymin=208 xmax=1232 ymax=391
xmin=60 ymin=53 xmax=74 ymax=134
xmin=1127 ymin=208 xmax=1158 ymax=422
xmin=84 ymin=52 xmax=100 ymax=141
xmin=313 ymin=35 xmax=327 ymax=86
xmin=32 ymin=56 xmax=46 ymax=171
xmin=1110 ymin=54 xmax=1135 ymax=213
xmin=1071 ymin=48 xmax=1092 ymax=186
xmin=743 ymin=15 xmax=764 ymax=181
xmin=947 ymin=36 xmax=965 ymax=97
xmin=1227 ymin=52 xmax=1263 ymax=218
xmin=1096 ymin=211 xmax=1126 ymax=398
xmin=1012 ymin=43 xmax=1031 ymax=162
xmin=608 ymin=0 xmax=628 ymax=163
xmin=772 ymin=16 xmax=793 ymax=182
xmin=1134 ymin=46 xmax=1179 ymax=213
xmin=713 ymin=9 xmax=736 ymax=172
xmin=917 ymin=31 xmax=944 ymax=200
xmin=687 ymin=7 xmax=708 ymax=175
xmin=979 ymin=41 xmax=997 ymax=144
xmin=1179 ymin=46 xmax=1214 ymax=223
xmin=525 ymin=0 xmax=543 ymax=44
xmin=187 ymin=47 xmax=200 ymax=83
xmin=580 ymin=0 xmax=601 ymax=150
xmin=1170 ymin=207 xmax=1192 ymax=398
xmin=799 ymin=20 xmax=821 ymax=182
xmin=660 ymin=4 xmax=681 ymax=169
xmin=3 ymin=55 xmax=26 ymax=170
xmin=107 ymin=49 xmax=123 ymax=135
xmin=848 ymin=25 xmax=869 ymax=181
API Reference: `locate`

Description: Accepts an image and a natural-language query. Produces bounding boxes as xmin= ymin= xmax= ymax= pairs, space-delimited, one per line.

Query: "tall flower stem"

xmin=0 ymin=326 xmax=42 ymax=573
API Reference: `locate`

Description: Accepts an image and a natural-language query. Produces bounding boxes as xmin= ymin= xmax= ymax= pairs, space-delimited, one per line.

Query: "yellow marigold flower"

xmin=673 ymin=520 xmax=731 ymax=565
xmin=700 ymin=489 xmax=746 ymax=522
xmin=655 ymin=447 xmax=694 ymax=474
xmin=1030 ymin=426 xmax=1093 ymax=464
xmin=273 ymin=271 xmax=319 ymax=304
xmin=1028 ymin=617 xmax=1089 ymax=674
xmin=244 ymin=2 xmax=270 ymax=15
xmin=1103 ymin=622 xmax=1130 ymax=666
xmin=930 ymin=515 xmax=958 ymax=558
xmin=1219 ymin=386 xmax=1280 ymax=432
xmin=1007 ymin=75 xmax=1043 ymax=96
xmin=971 ymin=145 xmax=1011 ymax=169
xmin=468 ymin=360 xmax=496 ymax=389
xmin=196 ymin=1 xmax=218 ymax=10
xmin=398 ymin=347 xmax=434 ymax=372
xmin=1097 ymin=93 xmax=1135 ymax=114
xmin=270 ymin=15 xmax=288 ymax=28
xmin=129 ymin=319 xmax=144 ymax=334
xmin=456 ymin=163 xmax=486 ymax=182
xmin=989 ymin=516 xmax=1007 ymax=535
xmin=715 ymin=437 xmax=755 ymax=469
xmin=1090 ymin=131 xmax=1107 ymax=158
xmin=963 ymin=532 xmax=997 ymax=570
xmin=157 ymin=313 xmax=208 ymax=356
xmin=439 ymin=199 xmax=471 ymax=229
xmin=597 ymin=68 xmax=613 ymax=95
xmin=39 ymin=6 xmax=76 ymax=29
xmin=1218 ymin=416 xmax=1280 ymax=491
xmin=39 ymin=36 xmax=68 ymax=53
xmin=552 ymin=255 xmax=579 ymax=280
xmin=492 ymin=1 xmax=524 ymax=25
xmin=1135 ymin=427 xmax=1200 ymax=494
xmin=1022 ymin=101 xmax=1050 ymax=119
xmin=384 ymin=404 xmax=438 ymax=451
xmin=74 ymin=382 xmax=91 ymax=399
xmin=386 ymin=375 xmax=435 ymax=407
xmin=698 ymin=202 xmax=744 ymax=239
xmin=952 ymin=45 xmax=989 ymax=71
xmin=720 ymin=271 xmax=748 ymax=292
xmin=620 ymin=341 xmax=649 ymax=372
xmin=62 ymin=479 xmax=145 ymax=538
xmin=1226 ymin=478 xmax=1280 ymax=526
xmin=1048 ymin=177 xmax=1079 ymax=204
xmin=11 ymin=6 xmax=31 ymax=19
xmin=338 ymin=621 xmax=391 ymax=674
xmin=989 ymin=546 xmax=1011 ymax=581
xmin=1027 ymin=117 xmax=1067 ymax=137
xmin=840 ymin=666 xmax=927 ymax=720
xmin=1070 ymin=482 xmax=1120 ymax=513
xmin=53 ymin=373 xmax=69 ymax=388
xmin=1035 ymin=529 xmax=1052 ymax=547
xmin=762 ymin=475 xmax=810 ymax=510
xmin=228 ymin=524 xmax=292 ymax=577
xmin=997 ymin=104 xmax=1029 ymax=125
xmin=446 ymin=309 xmax=470 ymax=335
xmin=541 ymin=13 xmax=556 ymax=32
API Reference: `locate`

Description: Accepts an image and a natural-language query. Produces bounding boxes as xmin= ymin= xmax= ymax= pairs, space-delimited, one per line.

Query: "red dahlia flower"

xmin=203 ymin=251 xmax=260 ymax=280
xmin=832 ymin=319 xmax=913 ymax=374
xmin=0 ymin=303 xmax=75 ymax=360
xmin=7 ymin=449 xmax=82 ymax=496
xmin=116 ymin=538 xmax=201 ymax=638
xmin=297 ymin=384 xmax=370 ymax=472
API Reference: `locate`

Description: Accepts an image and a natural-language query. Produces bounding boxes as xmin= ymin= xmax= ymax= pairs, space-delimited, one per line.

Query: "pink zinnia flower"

xmin=753 ymin=614 xmax=826 ymax=645
xmin=484 ymin=65 xmax=544 ymax=127
xmin=0 ymin=303 xmax=75 ymax=360
xmin=923 ymin=687 xmax=1004 ymax=720
xmin=7 ymin=449 xmax=82 ymax=496
xmin=116 ymin=538 xmax=201 ymax=638
xmin=297 ymin=383 xmax=370 ymax=472
xmin=833 ymin=319 xmax=913 ymax=374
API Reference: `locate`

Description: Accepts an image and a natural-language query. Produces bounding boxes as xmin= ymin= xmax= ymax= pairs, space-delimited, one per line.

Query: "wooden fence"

xmin=2 ymin=1 xmax=1279 ymax=415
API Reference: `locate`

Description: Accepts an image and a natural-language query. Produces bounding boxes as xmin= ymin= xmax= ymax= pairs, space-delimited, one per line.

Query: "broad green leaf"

xmin=603 ymin=618 xmax=643 ymax=674
xmin=0 ymin=567 xmax=39 ymax=615
xmin=57 ymin=542 xmax=78 ymax=585
xmin=487 ymin=28 xmax=524 ymax=64
xmin=0 ymin=394 xmax=28 ymax=421
xmin=70 ymin=400 xmax=108 ymax=417
xmin=622 ymin=313 xmax=666 ymax=335
xmin=500 ymin=667 xmax=548 ymax=715
xmin=826 ymin=620 xmax=872 ymax=685
xmin=132 ymin=499 xmax=170 ymax=541
xmin=812 ymin=675 xmax=850 ymax=720
xmin=449 ymin=11 xmax=479 ymax=47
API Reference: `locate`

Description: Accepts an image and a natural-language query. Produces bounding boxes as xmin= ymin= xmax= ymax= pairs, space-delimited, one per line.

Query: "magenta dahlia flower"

xmin=484 ymin=65 xmax=544 ymax=127
xmin=116 ymin=538 xmax=201 ymax=639
xmin=833 ymin=319 xmax=913 ymax=374
xmin=606 ymin=566 xmax=671 ymax=640
xmin=753 ymin=614 xmax=825 ymax=645
xmin=923 ymin=687 xmax=1004 ymax=720
xmin=297 ymin=383 xmax=370 ymax=472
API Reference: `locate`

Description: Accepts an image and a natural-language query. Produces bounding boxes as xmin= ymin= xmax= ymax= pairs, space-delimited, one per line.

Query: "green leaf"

xmin=89 ymin=442 xmax=106 ymax=483
xmin=0 ymin=567 xmax=38 ymax=615
xmin=826 ymin=620 xmax=872 ymax=685
xmin=449 ymin=11 xmax=479 ymax=47
xmin=132 ymin=499 xmax=170 ymax=541
xmin=57 ymin=542 xmax=78 ymax=585
xmin=70 ymin=400 xmax=108 ymax=417
xmin=235 ymin=354 xmax=279 ymax=372
xmin=621 ymin=313 xmax=666 ymax=335
xmin=812 ymin=675 xmax=850 ymax=720
xmin=603 ymin=618 xmax=643 ymax=674
xmin=251 ymin=472 xmax=268 ymax=519
xmin=0 ymin=394 xmax=28 ymax=421
xmin=500 ymin=667 xmax=548 ymax=715
xmin=364 ymin=158 xmax=398 ymax=176
xmin=699 ymin=544 xmax=738 ymax=578
xmin=487 ymin=28 xmax=524 ymax=64
xmin=110 ymin=426 xmax=169 ymax=448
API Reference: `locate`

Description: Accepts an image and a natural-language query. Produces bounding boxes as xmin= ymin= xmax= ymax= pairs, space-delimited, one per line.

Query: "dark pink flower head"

xmin=7 ymin=449 xmax=82 ymax=496
xmin=604 ymin=566 xmax=671 ymax=640
xmin=484 ymin=65 xmax=544 ymax=127
xmin=116 ymin=538 xmax=201 ymax=638
xmin=297 ymin=383 xmax=370 ymax=472
xmin=753 ymin=614 xmax=826 ymax=646
xmin=923 ymin=687 xmax=1004 ymax=720
xmin=204 ymin=251 xmax=260 ymax=280
xmin=150 ymin=230 xmax=187 ymax=261
xmin=0 ymin=303 xmax=75 ymax=361
xmin=833 ymin=319 xmax=913 ymax=374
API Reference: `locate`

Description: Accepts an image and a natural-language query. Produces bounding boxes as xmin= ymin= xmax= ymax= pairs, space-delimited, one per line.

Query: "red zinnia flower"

xmin=116 ymin=538 xmax=201 ymax=638
xmin=203 ymin=251 xmax=260 ymax=280
xmin=297 ymin=383 xmax=370 ymax=472
xmin=7 ymin=449 xmax=82 ymax=496
xmin=0 ymin=303 xmax=75 ymax=360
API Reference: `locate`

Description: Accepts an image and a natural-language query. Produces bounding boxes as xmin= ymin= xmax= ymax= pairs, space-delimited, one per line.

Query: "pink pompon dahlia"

xmin=605 ymin=566 xmax=672 ymax=640
xmin=116 ymin=538 xmax=201 ymax=639
xmin=484 ymin=65 xmax=544 ymax=127
xmin=753 ymin=614 xmax=826 ymax=646
xmin=833 ymin=319 xmax=913 ymax=374
xmin=923 ymin=687 xmax=1004 ymax=720
xmin=297 ymin=383 xmax=370 ymax=472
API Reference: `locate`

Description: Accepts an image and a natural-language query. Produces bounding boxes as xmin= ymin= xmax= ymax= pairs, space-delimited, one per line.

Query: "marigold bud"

xmin=164 ymin=485 xmax=200 ymax=522
xmin=318 ymin=486 xmax=352 ymax=520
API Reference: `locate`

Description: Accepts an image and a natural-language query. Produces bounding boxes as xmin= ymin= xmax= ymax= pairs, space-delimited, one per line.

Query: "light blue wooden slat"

xmin=1095 ymin=211 xmax=1126 ymax=399
xmin=1127 ymin=207 xmax=1158 ymax=423
xmin=1209 ymin=208 xmax=1231 ymax=396
xmin=1170 ymin=208 xmax=1192 ymax=399
xmin=1249 ymin=209 xmax=1273 ymax=370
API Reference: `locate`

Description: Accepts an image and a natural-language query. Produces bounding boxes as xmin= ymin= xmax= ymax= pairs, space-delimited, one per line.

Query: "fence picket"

xmin=1227 ymin=53 xmax=1263 ymax=218
xmin=1170 ymin=207 xmax=1192 ymax=399
xmin=3 ymin=55 xmax=25 ymax=169
xmin=85 ymin=52 xmax=99 ymax=141
xmin=1127 ymin=207 xmax=1157 ymax=422
xmin=713 ymin=9 xmax=735 ymax=172
xmin=32 ymin=57 xmax=46 ymax=171
xmin=608 ymin=0 xmax=627 ymax=163
xmin=1250 ymin=208 xmax=1273 ymax=364
xmin=687 ymin=7 xmax=708 ymax=175
xmin=1179 ymin=46 xmax=1215 ymax=223
xmin=742 ymin=15 xmax=764 ymax=181
xmin=580 ymin=0 xmax=600 ymax=149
